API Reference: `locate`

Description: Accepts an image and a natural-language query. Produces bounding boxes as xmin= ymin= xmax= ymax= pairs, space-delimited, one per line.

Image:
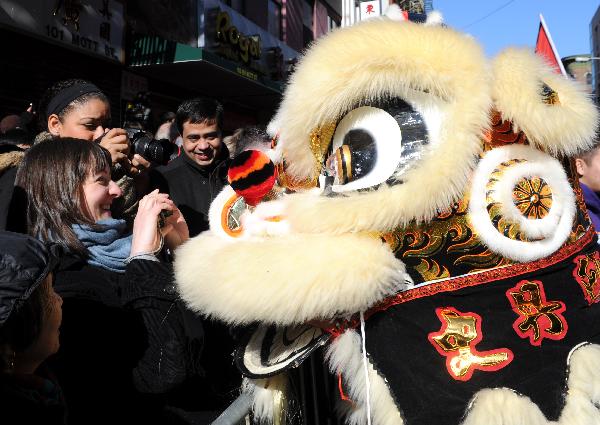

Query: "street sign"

xmin=360 ymin=1 xmax=382 ymax=21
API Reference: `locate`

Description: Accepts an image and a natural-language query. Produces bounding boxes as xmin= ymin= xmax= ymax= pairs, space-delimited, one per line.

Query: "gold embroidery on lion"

xmin=573 ymin=251 xmax=600 ymax=305
xmin=506 ymin=280 xmax=567 ymax=345
xmin=380 ymin=199 xmax=512 ymax=282
xmin=512 ymin=177 xmax=553 ymax=220
xmin=428 ymin=307 xmax=513 ymax=381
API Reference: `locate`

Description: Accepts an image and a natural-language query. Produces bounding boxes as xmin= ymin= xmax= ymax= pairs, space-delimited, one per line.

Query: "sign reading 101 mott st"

xmin=0 ymin=0 xmax=124 ymax=62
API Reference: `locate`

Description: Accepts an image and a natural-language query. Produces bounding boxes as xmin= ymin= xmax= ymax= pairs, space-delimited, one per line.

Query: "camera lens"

xmin=130 ymin=131 xmax=176 ymax=166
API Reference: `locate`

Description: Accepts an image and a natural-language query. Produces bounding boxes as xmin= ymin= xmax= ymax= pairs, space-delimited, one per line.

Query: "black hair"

xmin=0 ymin=128 xmax=32 ymax=151
xmin=38 ymin=78 xmax=109 ymax=131
xmin=232 ymin=126 xmax=272 ymax=156
xmin=159 ymin=111 xmax=176 ymax=124
xmin=176 ymin=98 xmax=223 ymax=135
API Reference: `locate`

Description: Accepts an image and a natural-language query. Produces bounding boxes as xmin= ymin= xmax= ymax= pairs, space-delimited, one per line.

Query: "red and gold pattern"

xmin=512 ymin=177 xmax=553 ymax=220
xmin=380 ymin=198 xmax=510 ymax=282
xmin=485 ymin=158 xmax=537 ymax=242
xmin=482 ymin=110 xmax=527 ymax=151
xmin=370 ymin=227 xmax=594 ymax=311
xmin=428 ymin=307 xmax=513 ymax=381
xmin=506 ymin=280 xmax=567 ymax=346
xmin=378 ymin=167 xmax=589 ymax=283
xmin=573 ymin=251 xmax=600 ymax=305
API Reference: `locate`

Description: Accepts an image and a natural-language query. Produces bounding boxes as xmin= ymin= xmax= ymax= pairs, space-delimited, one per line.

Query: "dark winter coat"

xmin=0 ymin=366 xmax=67 ymax=425
xmin=49 ymin=255 xmax=204 ymax=425
xmin=149 ymin=148 xmax=242 ymax=411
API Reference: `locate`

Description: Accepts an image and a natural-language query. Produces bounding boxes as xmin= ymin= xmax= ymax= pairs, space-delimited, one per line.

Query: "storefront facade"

xmin=0 ymin=0 xmax=125 ymax=123
xmin=0 ymin=0 xmax=341 ymax=132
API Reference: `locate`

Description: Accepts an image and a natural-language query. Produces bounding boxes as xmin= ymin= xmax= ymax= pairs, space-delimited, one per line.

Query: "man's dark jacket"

xmin=150 ymin=146 xmax=230 ymax=237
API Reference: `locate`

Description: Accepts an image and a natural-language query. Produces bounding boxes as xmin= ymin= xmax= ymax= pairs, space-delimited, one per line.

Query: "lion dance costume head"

xmin=175 ymin=6 xmax=600 ymax=425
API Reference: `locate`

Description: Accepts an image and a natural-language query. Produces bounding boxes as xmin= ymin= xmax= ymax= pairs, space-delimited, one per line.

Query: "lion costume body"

xmin=175 ymin=8 xmax=600 ymax=425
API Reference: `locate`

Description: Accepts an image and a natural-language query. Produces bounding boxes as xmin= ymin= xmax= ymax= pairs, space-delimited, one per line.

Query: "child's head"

xmin=0 ymin=232 xmax=62 ymax=373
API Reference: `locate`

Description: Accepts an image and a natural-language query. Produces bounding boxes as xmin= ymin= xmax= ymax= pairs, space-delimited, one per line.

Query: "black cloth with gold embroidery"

xmin=364 ymin=236 xmax=600 ymax=425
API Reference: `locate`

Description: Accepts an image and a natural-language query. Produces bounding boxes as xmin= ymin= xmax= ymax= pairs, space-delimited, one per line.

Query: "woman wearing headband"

xmin=38 ymin=79 xmax=151 ymax=223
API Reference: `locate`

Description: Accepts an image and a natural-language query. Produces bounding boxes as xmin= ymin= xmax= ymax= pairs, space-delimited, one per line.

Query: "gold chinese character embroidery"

xmin=506 ymin=280 xmax=567 ymax=346
xmin=428 ymin=307 xmax=513 ymax=381
xmin=573 ymin=251 xmax=600 ymax=305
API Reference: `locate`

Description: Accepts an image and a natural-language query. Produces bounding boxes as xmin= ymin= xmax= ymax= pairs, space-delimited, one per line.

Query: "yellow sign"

xmin=216 ymin=11 xmax=261 ymax=64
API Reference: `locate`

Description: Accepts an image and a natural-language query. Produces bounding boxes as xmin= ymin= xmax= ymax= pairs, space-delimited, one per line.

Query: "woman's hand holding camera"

xmin=130 ymin=190 xmax=189 ymax=257
xmin=95 ymin=129 xmax=152 ymax=181
xmin=130 ymin=154 xmax=151 ymax=176
xmin=94 ymin=127 xmax=129 ymax=165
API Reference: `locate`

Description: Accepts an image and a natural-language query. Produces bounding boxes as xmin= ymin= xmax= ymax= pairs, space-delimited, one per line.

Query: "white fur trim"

xmin=266 ymin=147 xmax=282 ymax=164
xmin=325 ymin=330 xmax=404 ymax=425
xmin=468 ymin=145 xmax=575 ymax=262
xmin=492 ymin=48 xmax=599 ymax=156
xmin=425 ymin=10 xmax=443 ymax=26
xmin=208 ymin=185 xmax=240 ymax=239
xmin=209 ymin=187 xmax=290 ymax=239
xmin=463 ymin=343 xmax=600 ymax=425
xmin=242 ymin=199 xmax=290 ymax=237
xmin=384 ymin=4 xmax=406 ymax=22
xmin=174 ymin=232 xmax=409 ymax=325
xmin=272 ymin=18 xmax=490 ymax=232
xmin=242 ymin=375 xmax=288 ymax=424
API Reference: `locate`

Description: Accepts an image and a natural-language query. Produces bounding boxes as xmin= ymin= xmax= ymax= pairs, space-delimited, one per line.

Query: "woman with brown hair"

xmin=16 ymin=138 xmax=202 ymax=424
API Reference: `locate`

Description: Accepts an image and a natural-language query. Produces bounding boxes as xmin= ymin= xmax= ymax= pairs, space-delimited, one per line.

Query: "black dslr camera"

xmin=124 ymin=128 xmax=175 ymax=166
xmin=123 ymin=92 xmax=175 ymax=166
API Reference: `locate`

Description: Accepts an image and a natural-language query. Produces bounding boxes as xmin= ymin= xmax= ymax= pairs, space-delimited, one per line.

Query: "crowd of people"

xmin=0 ymin=78 xmax=271 ymax=424
xmin=1 ymin=75 xmax=599 ymax=425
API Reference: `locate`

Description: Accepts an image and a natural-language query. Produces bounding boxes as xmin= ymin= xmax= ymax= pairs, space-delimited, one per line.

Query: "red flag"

xmin=535 ymin=14 xmax=566 ymax=75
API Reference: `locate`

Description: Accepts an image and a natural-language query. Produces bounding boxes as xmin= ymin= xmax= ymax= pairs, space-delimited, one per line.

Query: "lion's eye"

xmin=323 ymin=99 xmax=430 ymax=192
xmin=325 ymin=128 xmax=377 ymax=185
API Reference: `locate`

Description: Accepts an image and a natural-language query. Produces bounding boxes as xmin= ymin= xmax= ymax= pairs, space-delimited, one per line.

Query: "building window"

xmin=268 ymin=0 xmax=282 ymax=39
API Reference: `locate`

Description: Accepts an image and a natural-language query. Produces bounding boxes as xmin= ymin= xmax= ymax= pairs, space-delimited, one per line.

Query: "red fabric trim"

xmin=322 ymin=228 xmax=595 ymax=337
xmin=371 ymin=227 xmax=594 ymax=314
xmin=337 ymin=372 xmax=353 ymax=403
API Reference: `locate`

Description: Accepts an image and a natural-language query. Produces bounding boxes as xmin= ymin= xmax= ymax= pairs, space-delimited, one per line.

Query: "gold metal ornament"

xmin=512 ymin=176 xmax=553 ymax=220
xmin=429 ymin=307 xmax=513 ymax=381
